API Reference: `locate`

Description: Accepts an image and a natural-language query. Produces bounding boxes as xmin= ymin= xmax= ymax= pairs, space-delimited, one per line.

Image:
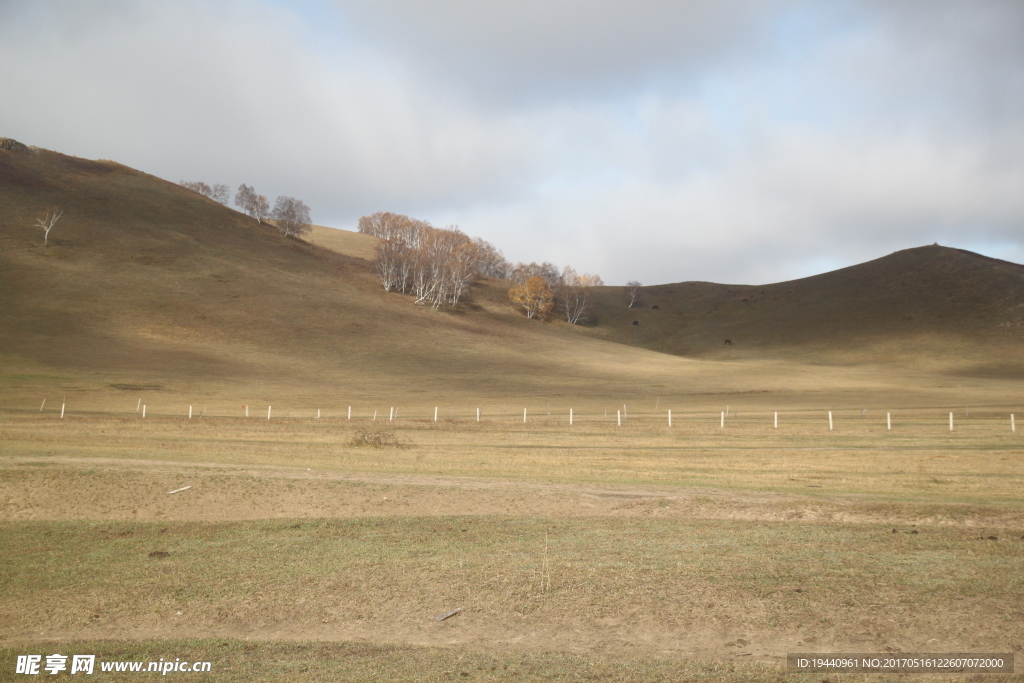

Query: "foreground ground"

xmin=2 ymin=403 xmax=1022 ymax=681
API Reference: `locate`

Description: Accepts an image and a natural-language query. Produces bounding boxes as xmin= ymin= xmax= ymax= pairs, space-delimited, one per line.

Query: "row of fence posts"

xmin=34 ymin=399 xmax=1020 ymax=432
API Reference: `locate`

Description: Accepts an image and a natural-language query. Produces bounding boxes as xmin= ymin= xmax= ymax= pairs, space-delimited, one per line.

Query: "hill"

xmin=2 ymin=139 xmax=1023 ymax=412
xmin=582 ymin=246 xmax=1024 ymax=374
xmin=0 ymin=140 xmax=709 ymax=408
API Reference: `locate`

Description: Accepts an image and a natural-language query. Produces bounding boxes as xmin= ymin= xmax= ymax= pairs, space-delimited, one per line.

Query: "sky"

xmin=2 ymin=0 xmax=1022 ymax=285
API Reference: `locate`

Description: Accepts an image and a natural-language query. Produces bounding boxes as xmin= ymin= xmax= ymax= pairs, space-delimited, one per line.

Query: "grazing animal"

xmin=724 ymin=339 xmax=732 ymax=345
xmin=632 ymin=321 xmax=639 ymax=326
xmin=652 ymin=305 xmax=660 ymax=310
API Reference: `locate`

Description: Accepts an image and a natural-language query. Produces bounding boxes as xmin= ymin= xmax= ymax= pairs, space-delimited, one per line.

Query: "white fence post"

xmin=774 ymin=411 xmax=778 ymax=429
xmin=617 ymin=410 xmax=621 ymax=426
xmin=720 ymin=411 xmax=724 ymax=428
xmin=189 ymin=405 xmax=192 ymax=419
xmin=949 ymin=412 xmax=953 ymax=431
xmin=1012 ymin=414 xmax=1016 ymax=432
xmin=523 ymin=408 xmax=527 ymax=423
xmin=245 ymin=405 xmax=248 ymax=417
xmin=61 ymin=400 xmax=65 ymax=419
xmin=40 ymin=399 xmax=46 ymax=411
xmin=667 ymin=409 xmax=671 ymax=427
xmin=142 ymin=405 xmax=146 ymax=418
xmin=390 ymin=407 xmax=394 ymax=422
xmin=887 ymin=412 xmax=891 ymax=430
xmin=268 ymin=406 xmax=272 ymax=420
xmin=828 ymin=411 xmax=833 ymax=431
xmin=317 ymin=409 xmax=320 ymax=419
xmin=476 ymin=407 xmax=480 ymax=422
xmin=348 ymin=406 xmax=352 ymax=420
xmin=434 ymin=407 xmax=438 ymax=422
xmin=136 ymin=398 xmax=141 ymax=413
xmin=569 ymin=408 xmax=573 ymax=425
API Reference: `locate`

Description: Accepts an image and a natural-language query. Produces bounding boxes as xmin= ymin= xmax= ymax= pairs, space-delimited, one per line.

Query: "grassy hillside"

xmin=3 ymin=139 xmax=1023 ymax=412
xmin=584 ymin=246 xmax=1024 ymax=370
xmin=0 ymin=140 xmax=718 ymax=408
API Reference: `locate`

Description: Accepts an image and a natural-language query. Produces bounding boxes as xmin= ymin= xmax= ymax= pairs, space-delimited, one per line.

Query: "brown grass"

xmin=3 ymin=144 xmax=1024 ymax=681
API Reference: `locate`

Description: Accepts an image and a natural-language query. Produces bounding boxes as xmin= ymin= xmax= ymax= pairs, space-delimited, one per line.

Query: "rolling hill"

xmin=584 ymin=245 xmax=1024 ymax=373
xmin=2 ymin=138 xmax=1023 ymax=411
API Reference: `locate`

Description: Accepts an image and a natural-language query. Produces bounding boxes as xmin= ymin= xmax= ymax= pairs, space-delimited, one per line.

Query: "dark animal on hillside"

xmin=724 ymin=339 xmax=732 ymax=345
xmin=652 ymin=305 xmax=660 ymax=310
xmin=633 ymin=321 xmax=639 ymax=326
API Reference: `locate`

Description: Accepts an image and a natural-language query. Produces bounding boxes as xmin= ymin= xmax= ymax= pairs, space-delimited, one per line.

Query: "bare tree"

xmin=472 ymin=237 xmax=511 ymax=279
xmin=235 ymin=184 xmax=271 ymax=224
xmin=559 ymin=266 xmax=604 ymax=324
xmin=358 ymin=211 xmax=409 ymax=240
xmin=272 ymin=196 xmax=312 ymax=238
xmin=35 ymin=208 xmax=63 ymax=246
xmin=181 ymin=181 xmax=231 ymax=205
xmin=626 ymin=280 xmax=642 ymax=307
xmin=210 ymin=183 xmax=230 ymax=205
xmin=365 ymin=212 xmax=487 ymax=309
xmin=180 ymin=180 xmax=213 ymax=197
xmin=511 ymin=262 xmax=561 ymax=289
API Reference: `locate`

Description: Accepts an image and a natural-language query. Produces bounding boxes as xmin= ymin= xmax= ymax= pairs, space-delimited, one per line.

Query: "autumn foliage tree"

xmin=508 ymin=276 xmax=554 ymax=319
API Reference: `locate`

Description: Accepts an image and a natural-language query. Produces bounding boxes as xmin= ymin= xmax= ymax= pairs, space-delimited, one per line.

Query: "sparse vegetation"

xmin=349 ymin=428 xmax=407 ymax=448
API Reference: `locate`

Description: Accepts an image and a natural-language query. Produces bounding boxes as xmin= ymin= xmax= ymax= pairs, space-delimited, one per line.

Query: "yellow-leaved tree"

xmin=508 ymin=276 xmax=554 ymax=319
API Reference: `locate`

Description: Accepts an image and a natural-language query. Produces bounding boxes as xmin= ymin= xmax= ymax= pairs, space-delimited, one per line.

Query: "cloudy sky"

xmin=3 ymin=0 xmax=1022 ymax=285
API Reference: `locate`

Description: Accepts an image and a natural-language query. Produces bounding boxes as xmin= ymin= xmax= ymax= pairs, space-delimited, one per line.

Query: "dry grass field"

xmin=2 ymin=141 xmax=1023 ymax=680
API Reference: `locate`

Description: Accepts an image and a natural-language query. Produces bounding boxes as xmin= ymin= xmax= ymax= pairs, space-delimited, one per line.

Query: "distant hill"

xmin=3 ymin=138 xmax=1022 ymax=403
xmin=582 ymin=246 xmax=1024 ymax=373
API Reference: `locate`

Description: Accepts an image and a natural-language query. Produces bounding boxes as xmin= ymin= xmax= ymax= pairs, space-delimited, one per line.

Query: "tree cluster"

xmin=508 ymin=262 xmax=603 ymax=323
xmin=179 ymin=181 xmax=230 ymax=205
xmin=234 ymin=184 xmax=270 ymax=224
xmin=360 ymin=212 xmax=602 ymax=319
xmin=180 ymin=181 xmax=312 ymax=238
xmin=359 ymin=212 xmax=498 ymax=309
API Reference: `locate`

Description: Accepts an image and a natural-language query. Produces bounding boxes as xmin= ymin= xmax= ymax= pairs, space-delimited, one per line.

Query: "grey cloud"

xmin=1 ymin=0 xmax=1022 ymax=285
xmin=335 ymin=0 xmax=805 ymax=102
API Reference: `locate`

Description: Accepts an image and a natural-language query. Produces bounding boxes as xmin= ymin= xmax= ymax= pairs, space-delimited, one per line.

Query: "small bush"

xmin=349 ymin=429 xmax=408 ymax=449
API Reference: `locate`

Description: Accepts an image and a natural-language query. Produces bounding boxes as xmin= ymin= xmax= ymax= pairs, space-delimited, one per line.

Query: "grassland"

xmin=2 ymin=142 xmax=1023 ymax=680
xmin=3 ymin=404 xmax=1023 ymax=681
